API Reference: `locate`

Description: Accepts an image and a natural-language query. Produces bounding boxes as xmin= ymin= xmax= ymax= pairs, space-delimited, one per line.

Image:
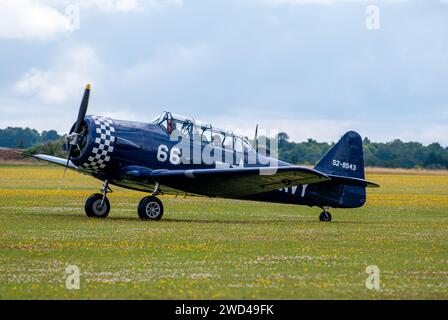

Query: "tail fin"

xmin=311 ymin=131 xmax=378 ymax=208
xmin=314 ymin=131 xmax=378 ymax=188
xmin=315 ymin=131 xmax=365 ymax=178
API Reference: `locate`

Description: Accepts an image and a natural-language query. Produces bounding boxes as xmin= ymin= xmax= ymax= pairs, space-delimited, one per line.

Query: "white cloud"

xmin=124 ymin=44 xmax=213 ymax=87
xmin=13 ymin=47 xmax=100 ymax=104
xmin=43 ymin=0 xmax=183 ymax=12
xmin=95 ymin=0 xmax=184 ymax=11
xmin=256 ymin=0 xmax=408 ymax=5
xmin=0 ymin=0 xmax=183 ymax=40
xmin=78 ymin=0 xmax=142 ymax=11
xmin=0 ymin=0 xmax=72 ymax=40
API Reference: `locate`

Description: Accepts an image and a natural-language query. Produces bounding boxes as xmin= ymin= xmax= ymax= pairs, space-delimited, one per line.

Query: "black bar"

xmin=0 ymin=300 xmax=444 ymax=319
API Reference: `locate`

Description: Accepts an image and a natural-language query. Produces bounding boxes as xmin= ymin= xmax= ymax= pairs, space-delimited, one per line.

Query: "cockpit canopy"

xmin=152 ymin=111 xmax=254 ymax=152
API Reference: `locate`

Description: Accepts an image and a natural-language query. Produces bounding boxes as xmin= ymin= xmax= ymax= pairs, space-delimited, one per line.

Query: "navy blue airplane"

xmin=32 ymin=85 xmax=379 ymax=222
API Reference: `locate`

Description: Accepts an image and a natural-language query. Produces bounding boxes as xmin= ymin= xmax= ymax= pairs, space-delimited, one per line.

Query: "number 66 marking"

xmin=157 ymin=144 xmax=181 ymax=165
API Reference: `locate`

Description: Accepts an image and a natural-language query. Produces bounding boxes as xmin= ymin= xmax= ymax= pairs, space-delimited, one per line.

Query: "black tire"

xmin=319 ymin=211 xmax=332 ymax=222
xmin=138 ymin=196 xmax=164 ymax=221
xmin=85 ymin=193 xmax=110 ymax=218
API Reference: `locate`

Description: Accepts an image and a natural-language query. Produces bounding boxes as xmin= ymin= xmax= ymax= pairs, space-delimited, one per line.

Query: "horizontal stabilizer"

xmin=325 ymin=174 xmax=380 ymax=188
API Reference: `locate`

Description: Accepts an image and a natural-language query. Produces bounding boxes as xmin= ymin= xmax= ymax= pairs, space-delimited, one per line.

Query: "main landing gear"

xmin=85 ymin=180 xmax=164 ymax=221
xmin=138 ymin=182 xmax=164 ymax=221
xmin=319 ymin=208 xmax=332 ymax=222
xmin=85 ymin=180 xmax=112 ymax=218
xmin=138 ymin=196 xmax=164 ymax=220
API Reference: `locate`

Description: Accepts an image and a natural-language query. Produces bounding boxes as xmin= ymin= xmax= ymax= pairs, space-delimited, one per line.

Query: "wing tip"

xmin=367 ymin=182 xmax=381 ymax=188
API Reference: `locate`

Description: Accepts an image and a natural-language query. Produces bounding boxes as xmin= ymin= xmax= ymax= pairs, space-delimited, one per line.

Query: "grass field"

xmin=0 ymin=165 xmax=447 ymax=299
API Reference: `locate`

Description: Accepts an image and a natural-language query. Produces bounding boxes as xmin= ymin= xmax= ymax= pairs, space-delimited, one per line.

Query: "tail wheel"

xmin=85 ymin=193 xmax=110 ymax=218
xmin=319 ymin=211 xmax=332 ymax=222
xmin=138 ymin=196 xmax=164 ymax=221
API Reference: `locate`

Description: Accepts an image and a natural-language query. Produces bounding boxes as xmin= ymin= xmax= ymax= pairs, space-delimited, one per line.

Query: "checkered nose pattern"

xmin=82 ymin=116 xmax=116 ymax=170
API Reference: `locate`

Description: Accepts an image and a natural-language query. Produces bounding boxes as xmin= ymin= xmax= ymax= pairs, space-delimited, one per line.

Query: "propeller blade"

xmin=73 ymin=84 xmax=91 ymax=133
xmin=57 ymin=147 xmax=72 ymax=191
xmin=253 ymin=124 xmax=258 ymax=151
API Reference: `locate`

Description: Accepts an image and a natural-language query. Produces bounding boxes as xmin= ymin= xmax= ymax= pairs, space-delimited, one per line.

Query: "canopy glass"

xmin=152 ymin=111 xmax=254 ymax=152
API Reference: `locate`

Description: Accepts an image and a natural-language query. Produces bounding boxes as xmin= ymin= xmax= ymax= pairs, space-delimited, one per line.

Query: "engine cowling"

xmin=70 ymin=115 xmax=117 ymax=171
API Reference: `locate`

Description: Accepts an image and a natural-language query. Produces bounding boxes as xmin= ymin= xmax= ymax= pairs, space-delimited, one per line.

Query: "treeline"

xmin=1 ymin=127 xmax=447 ymax=169
xmin=26 ymin=139 xmax=67 ymax=158
xmin=276 ymin=133 xmax=448 ymax=169
xmin=0 ymin=127 xmax=61 ymax=149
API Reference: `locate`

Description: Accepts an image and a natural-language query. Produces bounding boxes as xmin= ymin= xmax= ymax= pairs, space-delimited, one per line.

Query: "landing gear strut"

xmin=85 ymin=180 xmax=111 ymax=218
xmin=137 ymin=182 xmax=164 ymax=221
xmin=319 ymin=208 xmax=332 ymax=222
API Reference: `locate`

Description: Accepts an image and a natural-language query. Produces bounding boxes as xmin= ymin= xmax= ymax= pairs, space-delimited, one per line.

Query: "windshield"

xmin=153 ymin=111 xmax=254 ymax=151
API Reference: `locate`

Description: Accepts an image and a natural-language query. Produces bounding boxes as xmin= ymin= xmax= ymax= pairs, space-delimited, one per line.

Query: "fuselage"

xmin=70 ymin=115 xmax=366 ymax=209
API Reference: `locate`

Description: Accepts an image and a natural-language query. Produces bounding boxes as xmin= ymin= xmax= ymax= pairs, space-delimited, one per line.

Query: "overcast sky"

xmin=0 ymin=0 xmax=447 ymax=145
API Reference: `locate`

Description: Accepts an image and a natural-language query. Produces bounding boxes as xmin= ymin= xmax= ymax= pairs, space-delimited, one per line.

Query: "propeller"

xmin=59 ymin=84 xmax=91 ymax=190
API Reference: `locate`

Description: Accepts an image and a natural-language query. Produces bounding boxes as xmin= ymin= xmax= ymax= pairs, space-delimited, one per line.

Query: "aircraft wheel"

xmin=138 ymin=196 xmax=164 ymax=221
xmin=85 ymin=193 xmax=110 ymax=218
xmin=319 ymin=211 xmax=332 ymax=222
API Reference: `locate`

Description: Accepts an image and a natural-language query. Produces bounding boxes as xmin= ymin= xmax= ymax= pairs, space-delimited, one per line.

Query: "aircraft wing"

xmin=27 ymin=154 xmax=93 ymax=175
xmin=30 ymin=154 xmax=77 ymax=169
xmin=121 ymin=166 xmax=331 ymax=197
